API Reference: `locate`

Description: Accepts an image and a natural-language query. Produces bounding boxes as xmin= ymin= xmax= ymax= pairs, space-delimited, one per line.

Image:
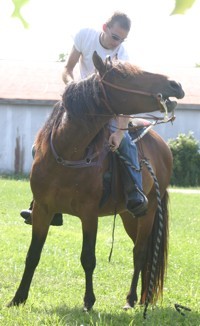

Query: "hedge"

xmin=168 ymin=132 xmax=200 ymax=186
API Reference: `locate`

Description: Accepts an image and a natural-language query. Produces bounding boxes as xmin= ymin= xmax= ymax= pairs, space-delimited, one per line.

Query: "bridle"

xmin=98 ymin=67 xmax=169 ymax=119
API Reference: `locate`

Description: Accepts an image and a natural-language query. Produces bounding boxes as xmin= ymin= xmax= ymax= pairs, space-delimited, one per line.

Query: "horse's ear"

xmin=93 ymin=51 xmax=106 ymax=75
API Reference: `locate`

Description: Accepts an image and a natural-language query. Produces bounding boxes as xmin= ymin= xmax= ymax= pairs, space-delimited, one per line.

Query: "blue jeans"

xmin=118 ymin=132 xmax=143 ymax=192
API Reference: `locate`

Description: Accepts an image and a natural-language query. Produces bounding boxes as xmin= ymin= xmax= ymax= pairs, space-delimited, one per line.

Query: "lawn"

xmin=0 ymin=178 xmax=199 ymax=325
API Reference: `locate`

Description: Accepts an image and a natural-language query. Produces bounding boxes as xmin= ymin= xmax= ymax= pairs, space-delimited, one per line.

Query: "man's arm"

xmin=62 ymin=46 xmax=81 ymax=84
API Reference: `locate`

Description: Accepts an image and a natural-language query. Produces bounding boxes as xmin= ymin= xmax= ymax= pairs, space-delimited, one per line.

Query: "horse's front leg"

xmin=7 ymin=202 xmax=52 ymax=307
xmin=80 ymin=215 xmax=98 ymax=311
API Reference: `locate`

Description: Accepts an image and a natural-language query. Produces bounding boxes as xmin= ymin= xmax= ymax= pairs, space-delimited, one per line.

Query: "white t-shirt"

xmin=74 ymin=28 xmax=129 ymax=79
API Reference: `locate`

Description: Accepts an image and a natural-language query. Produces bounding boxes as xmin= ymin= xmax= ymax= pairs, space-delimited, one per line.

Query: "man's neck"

xmin=99 ymin=33 xmax=109 ymax=49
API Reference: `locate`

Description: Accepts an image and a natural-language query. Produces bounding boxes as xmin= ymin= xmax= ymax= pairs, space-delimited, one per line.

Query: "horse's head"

xmin=93 ymin=51 xmax=185 ymax=116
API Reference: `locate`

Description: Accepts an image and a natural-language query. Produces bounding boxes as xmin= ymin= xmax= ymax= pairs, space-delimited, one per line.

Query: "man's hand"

xmin=109 ymin=115 xmax=130 ymax=151
xmin=109 ymin=130 xmax=124 ymax=152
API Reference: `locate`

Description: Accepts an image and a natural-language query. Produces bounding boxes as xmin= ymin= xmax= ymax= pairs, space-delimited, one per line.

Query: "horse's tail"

xmin=141 ymin=190 xmax=169 ymax=304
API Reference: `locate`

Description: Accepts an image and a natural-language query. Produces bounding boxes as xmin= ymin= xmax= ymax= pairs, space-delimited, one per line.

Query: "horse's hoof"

xmin=83 ymin=307 xmax=88 ymax=312
xmin=83 ymin=306 xmax=92 ymax=312
xmin=6 ymin=301 xmax=14 ymax=308
xmin=7 ymin=297 xmax=26 ymax=307
xmin=123 ymin=302 xmax=133 ymax=310
xmin=123 ymin=300 xmax=137 ymax=310
xmin=83 ymin=296 xmax=95 ymax=312
xmin=6 ymin=300 xmax=21 ymax=307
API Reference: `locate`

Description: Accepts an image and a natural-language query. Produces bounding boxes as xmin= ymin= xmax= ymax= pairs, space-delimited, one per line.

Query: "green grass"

xmin=0 ymin=178 xmax=199 ymax=325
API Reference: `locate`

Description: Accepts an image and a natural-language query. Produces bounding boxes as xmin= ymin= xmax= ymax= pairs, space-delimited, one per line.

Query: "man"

xmin=20 ymin=12 xmax=147 ymax=224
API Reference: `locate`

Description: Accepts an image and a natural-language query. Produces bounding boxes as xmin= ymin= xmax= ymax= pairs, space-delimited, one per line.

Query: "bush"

xmin=168 ymin=132 xmax=200 ymax=186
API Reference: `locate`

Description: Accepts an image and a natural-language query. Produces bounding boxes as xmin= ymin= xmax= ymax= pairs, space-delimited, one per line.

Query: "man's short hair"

xmin=105 ymin=12 xmax=131 ymax=31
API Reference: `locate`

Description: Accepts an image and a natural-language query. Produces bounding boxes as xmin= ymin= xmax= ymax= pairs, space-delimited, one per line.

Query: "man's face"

xmin=103 ymin=22 xmax=129 ymax=49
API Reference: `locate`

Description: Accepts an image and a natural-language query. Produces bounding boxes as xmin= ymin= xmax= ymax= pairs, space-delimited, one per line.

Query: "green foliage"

xmin=168 ymin=132 xmax=200 ymax=186
xmin=170 ymin=0 xmax=196 ymax=15
xmin=0 ymin=179 xmax=200 ymax=325
xmin=11 ymin=0 xmax=29 ymax=28
xmin=57 ymin=53 xmax=68 ymax=62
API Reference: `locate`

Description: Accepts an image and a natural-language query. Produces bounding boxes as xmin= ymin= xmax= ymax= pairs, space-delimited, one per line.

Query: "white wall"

xmin=0 ymin=101 xmax=199 ymax=175
xmin=154 ymin=104 xmax=200 ymax=142
xmin=0 ymin=101 xmax=53 ymax=174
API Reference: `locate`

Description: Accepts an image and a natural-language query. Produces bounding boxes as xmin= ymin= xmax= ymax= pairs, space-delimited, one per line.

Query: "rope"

xmin=140 ymin=160 xmax=192 ymax=319
xmin=115 ymin=150 xmax=142 ymax=172
xmin=140 ymin=159 xmax=164 ymax=319
xmin=114 ymin=150 xmax=164 ymax=319
xmin=174 ymin=304 xmax=191 ymax=316
xmin=108 ymin=210 xmax=117 ymax=262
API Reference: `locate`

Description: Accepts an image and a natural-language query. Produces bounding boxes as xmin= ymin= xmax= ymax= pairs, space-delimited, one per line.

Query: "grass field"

xmin=0 ymin=178 xmax=199 ymax=325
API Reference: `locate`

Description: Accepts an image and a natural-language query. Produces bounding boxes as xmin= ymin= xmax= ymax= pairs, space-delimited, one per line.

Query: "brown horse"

xmin=8 ymin=52 xmax=184 ymax=313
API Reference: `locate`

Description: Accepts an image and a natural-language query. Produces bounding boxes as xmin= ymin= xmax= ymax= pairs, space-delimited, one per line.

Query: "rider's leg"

xmin=118 ymin=132 xmax=148 ymax=217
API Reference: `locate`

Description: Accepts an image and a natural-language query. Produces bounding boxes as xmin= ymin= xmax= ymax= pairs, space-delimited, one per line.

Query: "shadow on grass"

xmin=30 ymin=303 xmax=199 ymax=326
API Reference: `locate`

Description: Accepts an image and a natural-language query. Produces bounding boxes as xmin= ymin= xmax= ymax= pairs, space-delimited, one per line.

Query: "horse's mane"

xmin=62 ymin=74 xmax=102 ymax=121
xmin=113 ymin=60 xmax=142 ymax=76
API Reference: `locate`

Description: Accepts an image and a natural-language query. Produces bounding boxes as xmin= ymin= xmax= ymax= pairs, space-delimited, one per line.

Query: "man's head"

xmin=105 ymin=12 xmax=131 ymax=31
xmin=101 ymin=12 xmax=131 ymax=49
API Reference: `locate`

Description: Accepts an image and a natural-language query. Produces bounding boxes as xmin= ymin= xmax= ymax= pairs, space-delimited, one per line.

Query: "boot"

xmin=118 ymin=133 xmax=148 ymax=217
xmin=20 ymin=200 xmax=63 ymax=226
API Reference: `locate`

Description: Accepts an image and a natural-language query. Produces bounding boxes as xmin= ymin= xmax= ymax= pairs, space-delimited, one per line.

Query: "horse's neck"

xmin=54 ymin=109 xmax=110 ymax=161
xmin=58 ymin=77 xmax=112 ymax=159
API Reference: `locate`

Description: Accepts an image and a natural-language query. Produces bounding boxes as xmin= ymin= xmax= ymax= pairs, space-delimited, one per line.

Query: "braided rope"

xmin=115 ymin=150 xmax=142 ymax=172
xmin=140 ymin=159 xmax=164 ymax=319
xmin=115 ymin=150 xmax=164 ymax=319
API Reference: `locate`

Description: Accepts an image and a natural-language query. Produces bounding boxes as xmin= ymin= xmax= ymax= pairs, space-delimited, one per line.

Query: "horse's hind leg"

xmin=7 ymin=202 xmax=51 ymax=307
xmin=120 ymin=212 xmax=139 ymax=308
xmin=120 ymin=206 xmax=156 ymax=309
xmin=80 ymin=215 xmax=98 ymax=311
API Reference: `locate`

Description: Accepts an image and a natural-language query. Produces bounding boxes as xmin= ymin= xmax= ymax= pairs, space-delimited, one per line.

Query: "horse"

xmin=8 ymin=52 xmax=185 ymax=314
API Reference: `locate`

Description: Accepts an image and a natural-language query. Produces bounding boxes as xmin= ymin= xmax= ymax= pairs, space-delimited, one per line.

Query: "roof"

xmin=0 ymin=59 xmax=199 ymax=105
xmin=0 ymin=60 xmax=65 ymax=102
